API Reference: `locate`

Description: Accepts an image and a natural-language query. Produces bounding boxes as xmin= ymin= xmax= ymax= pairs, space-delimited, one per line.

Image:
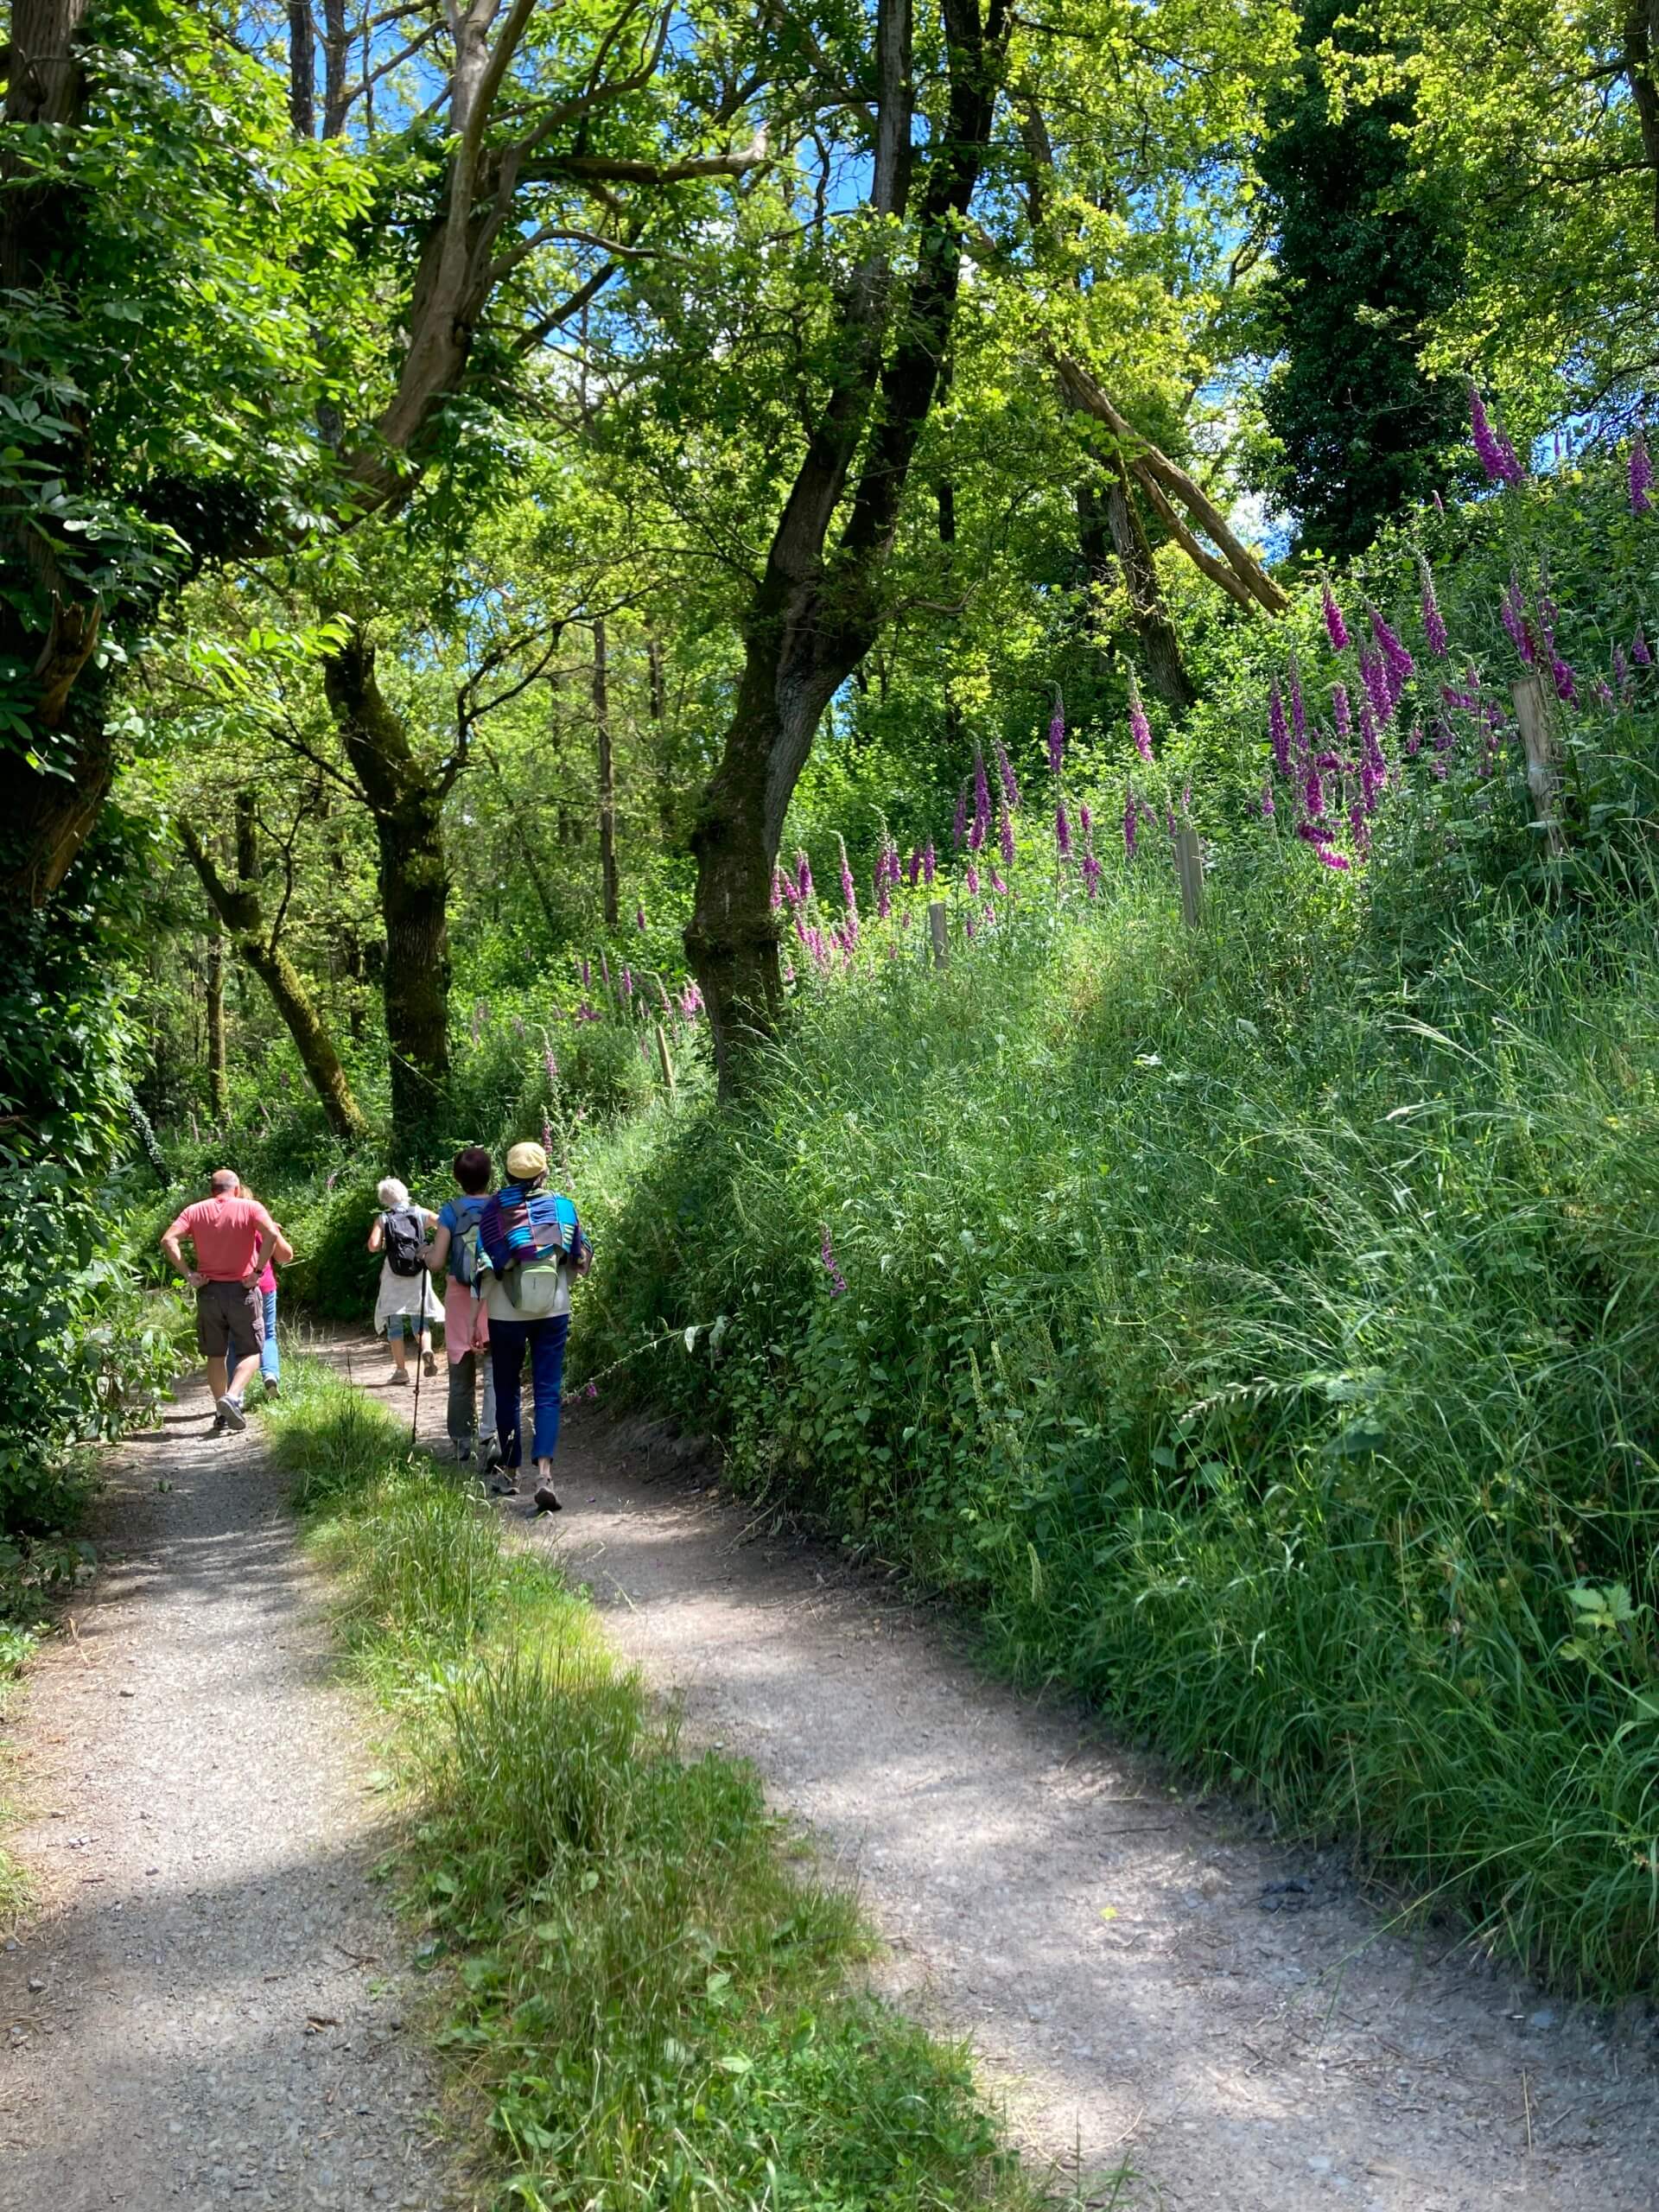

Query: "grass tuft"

xmin=268 ymin=1361 xmax=1070 ymax=2212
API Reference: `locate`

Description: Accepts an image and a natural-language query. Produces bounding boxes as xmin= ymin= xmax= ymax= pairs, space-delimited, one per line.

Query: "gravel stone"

xmin=0 ymin=1388 xmax=451 ymax=2211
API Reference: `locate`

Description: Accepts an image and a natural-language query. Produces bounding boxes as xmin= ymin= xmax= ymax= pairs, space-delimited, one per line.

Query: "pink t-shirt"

xmin=166 ymin=1196 xmax=276 ymax=1283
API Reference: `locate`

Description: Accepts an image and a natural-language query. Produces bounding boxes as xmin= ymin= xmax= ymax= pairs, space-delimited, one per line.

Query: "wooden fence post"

xmin=927 ymin=900 xmax=950 ymax=968
xmin=654 ymin=1021 xmax=677 ymax=1099
xmin=1511 ymin=675 xmax=1566 ymax=856
xmin=1173 ymin=824 xmax=1205 ymax=928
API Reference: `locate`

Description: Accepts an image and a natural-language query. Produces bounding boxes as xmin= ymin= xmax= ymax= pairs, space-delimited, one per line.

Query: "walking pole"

xmin=410 ymin=1304 xmax=423 ymax=1449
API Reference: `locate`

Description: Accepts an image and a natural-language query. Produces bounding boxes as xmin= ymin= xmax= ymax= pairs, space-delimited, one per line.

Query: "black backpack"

xmin=382 ymin=1207 xmax=427 ymax=1278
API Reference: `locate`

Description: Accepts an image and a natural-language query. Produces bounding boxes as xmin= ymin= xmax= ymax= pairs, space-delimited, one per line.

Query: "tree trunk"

xmin=321 ymin=627 xmax=452 ymax=1135
xmin=178 ymin=821 xmax=368 ymax=1141
xmin=685 ymin=0 xmax=1007 ymax=1090
xmin=593 ymin=616 xmax=620 ymax=925
xmin=288 ymin=0 xmax=316 ymax=134
xmin=1627 ymin=1 xmax=1659 ymax=243
xmin=1101 ymin=459 xmax=1195 ymax=709
xmin=206 ymin=917 xmax=229 ymax=1123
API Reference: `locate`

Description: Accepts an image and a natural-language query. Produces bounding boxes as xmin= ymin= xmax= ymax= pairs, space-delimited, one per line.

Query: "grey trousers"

xmin=447 ymin=1347 xmax=497 ymax=1446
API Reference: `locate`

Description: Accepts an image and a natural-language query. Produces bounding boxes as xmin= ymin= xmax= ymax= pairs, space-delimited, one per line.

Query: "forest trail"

xmin=319 ymin=1328 xmax=1659 ymax=2212
xmin=0 ymin=1380 xmax=448 ymax=2212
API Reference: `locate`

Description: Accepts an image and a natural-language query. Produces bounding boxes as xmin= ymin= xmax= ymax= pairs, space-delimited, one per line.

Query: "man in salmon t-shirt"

xmin=161 ymin=1169 xmax=278 ymax=1434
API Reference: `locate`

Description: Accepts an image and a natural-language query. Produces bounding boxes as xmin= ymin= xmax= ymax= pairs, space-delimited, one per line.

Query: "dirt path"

xmin=322 ymin=1325 xmax=1659 ymax=2212
xmin=0 ymin=1380 xmax=448 ymax=2212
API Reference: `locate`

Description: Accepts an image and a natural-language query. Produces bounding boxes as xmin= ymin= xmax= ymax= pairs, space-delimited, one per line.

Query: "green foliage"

xmin=270 ymin=1363 xmax=1054 ymax=2212
xmin=574 ymin=848 xmax=1659 ymax=2000
xmin=1249 ymin=0 xmax=1471 ymax=555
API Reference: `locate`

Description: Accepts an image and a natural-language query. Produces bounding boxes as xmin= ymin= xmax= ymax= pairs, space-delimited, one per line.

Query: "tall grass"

xmin=574 ymin=849 xmax=1659 ymax=2000
xmin=268 ymin=1363 xmax=1059 ymax=2212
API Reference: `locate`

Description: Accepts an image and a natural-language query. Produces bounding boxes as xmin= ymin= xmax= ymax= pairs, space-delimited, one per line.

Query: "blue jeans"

xmin=489 ymin=1313 xmax=569 ymax=1468
xmin=260 ymin=1287 xmax=279 ymax=1382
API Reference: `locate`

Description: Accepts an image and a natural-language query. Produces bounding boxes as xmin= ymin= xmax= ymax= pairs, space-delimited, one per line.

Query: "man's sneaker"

xmin=209 ymin=1414 xmax=229 ymax=1438
xmin=390 ymin=1369 xmax=410 ymax=1387
xmin=531 ymin=1485 xmax=562 ymax=1516
xmin=214 ymin=1394 xmax=246 ymax=1432
xmin=423 ymin=1350 xmax=438 ymax=1377
xmin=488 ymin=1472 xmax=518 ymax=1497
xmin=454 ymin=1440 xmax=474 ymax=1465
xmin=480 ymin=1437 xmax=503 ymax=1476
xmin=263 ymin=1377 xmax=280 ymax=1401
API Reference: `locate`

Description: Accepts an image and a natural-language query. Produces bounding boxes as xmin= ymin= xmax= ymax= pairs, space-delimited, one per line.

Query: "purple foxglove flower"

xmin=908 ymin=848 xmax=922 ymax=887
xmin=1418 ymin=557 xmax=1448 ymax=657
xmin=1288 ymin=654 xmax=1307 ymax=749
xmin=1315 ymin=844 xmax=1351 ymax=871
xmin=1470 ymin=385 xmax=1524 ymax=486
xmin=820 ymin=1226 xmax=848 ymax=1297
xmin=952 ymin=782 xmax=968 ymax=850
xmin=1431 ymin=756 xmax=1447 ymax=780
xmin=1260 ymin=780 xmax=1275 ymax=818
xmin=1359 ymin=700 xmax=1386 ymax=778
xmin=973 ymin=747 xmax=992 ymax=843
xmin=923 ymin=841 xmax=937 ymax=885
xmin=837 ymin=834 xmax=858 ymax=919
xmin=770 ymin=867 xmax=785 ymax=911
xmin=781 ymin=958 xmax=795 ymax=984
xmin=620 ymin=967 xmax=632 ymax=1000
xmin=1055 ymin=802 xmax=1072 ymax=859
xmin=1433 ymin=489 xmax=1446 ymax=515
xmin=1359 ymin=647 xmax=1391 ymax=730
xmin=1405 ymin=725 xmax=1422 ymax=756
xmin=1350 ymin=803 xmax=1370 ymax=852
xmin=1635 ymin=627 xmax=1652 ymax=668
xmin=541 ymin=1112 xmax=554 ymax=1154
xmin=1079 ymin=802 xmax=1093 ymax=842
xmin=994 ymin=739 xmax=1021 ymax=812
xmin=876 ymin=875 xmax=891 ymax=920
xmin=1128 ymin=671 xmax=1154 ymax=764
xmin=1615 ymin=645 xmax=1632 ymax=691
xmin=990 ymin=868 xmax=1007 ymax=894
xmin=964 ymin=911 xmax=977 ymax=940
xmin=1295 ymin=819 xmax=1328 ymax=847
xmin=1631 ymin=432 xmax=1653 ymax=515
xmin=1500 ymin=579 xmax=1536 ymax=665
xmin=1303 ymin=765 xmax=1325 ymax=819
xmin=1370 ymin=603 xmax=1415 ymax=691
xmin=635 ymin=903 xmax=646 ymax=931
xmin=1332 ymin=683 xmax=1351 ymax=741
xmin=1048 ymin=702 xmax=1065 ymax=777
xmin=999 ymin=807 xmax=1015 ymax=868
xmin=1122 ymin=786 xmax=1138 ymax=859
xmin=1596 ymin=677 xmax=1615 ymax=706
xmin=1082 ymin=851 xmax=1102 ymax=898
xmin=1322 ymin=582 xmax=1350 ymax=652
xmin=580 ymin=956 xmax=591 ymax=989
xmin=965 ymin=861 xmax=980 ymax=894
xmin=1268 ymin=683 xmax=1290 ymax=777
xmin=1181 ymin=781 xmax=1192 ymax=816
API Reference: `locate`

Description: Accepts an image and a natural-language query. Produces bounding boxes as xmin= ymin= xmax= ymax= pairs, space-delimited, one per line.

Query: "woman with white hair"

xmin=366 ymin=1175 xmax=442 ymax=1384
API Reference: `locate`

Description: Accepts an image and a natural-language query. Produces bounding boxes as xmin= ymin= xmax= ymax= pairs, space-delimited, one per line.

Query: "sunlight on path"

xmin=0 ymin=1383 xmax=448 ymax=2212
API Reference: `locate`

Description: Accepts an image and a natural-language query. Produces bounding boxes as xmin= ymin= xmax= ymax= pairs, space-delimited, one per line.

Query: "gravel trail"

xmin=318 ymin=1314 xmax=1659 ymax=2212
xmin=0 ymin=1380 xmax=449 ymax=2212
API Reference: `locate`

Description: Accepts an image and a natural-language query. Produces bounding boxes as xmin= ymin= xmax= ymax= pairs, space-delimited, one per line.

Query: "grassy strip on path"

xmin=267 ymin=1358 xmax=1063 ymax=2212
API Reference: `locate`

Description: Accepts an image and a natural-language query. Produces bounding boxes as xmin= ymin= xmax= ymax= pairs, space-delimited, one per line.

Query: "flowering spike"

xmin=973 ymin=747 xmax=993 ymax=842
xmin=1332 ymin=682 xmax=1351 ymax=740
xmin=1500 ymin=577 xmax=1537 ymax=665
xmin=994 ymin=740 xmax=1022 ymax=813
xmin=770 ymin=867 xmax=785 ymax=911
xmin=820 ymin=1226 xmax=848 ymax=1298
xmin=1260 ymin=780 xmax=1275 ymax=818
xmin=1470 ymin=385 xmax=1525 ymax=486
xmin=965 ymin=861 xmax=980 ymax=895
xmin=635 ymin=903 xmax=646 ymax=931
xmin=1268 ymin=683 xmax=1290 ymax=777
xmin=1322 ymin=582 xmax=1350 ymax=652
xmin=1047 ymin=700 xmax=1065 ymax=777
xmin=1369 ymin=602 xmax=1415 ymax=687
xmin=1055 ymin=801 xmax=1072 ymax=859
xmin=1631 ymin=432 xmax=1654 ymax=515
xmin=922 ymin=840 xmax=937 ymax=885
xmin=952 ymin=782 xmax=969 ymax=850
xmin=796 ymin=849 xmax=813 ymax=902
xmin=999 ymin=805 xmax=1015 ymax=868
xmin=1418 ymin=556 xmax=1448 ymax=657
xmin=1128 ymin=671 xmax=1154 ymax=764
xmin=1636 ymin=627 xmax=1653 ymax=668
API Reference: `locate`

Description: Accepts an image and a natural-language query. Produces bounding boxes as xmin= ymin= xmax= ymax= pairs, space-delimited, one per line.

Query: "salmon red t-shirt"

xmin=167 ymin=1196 xmax=276 ymax=1283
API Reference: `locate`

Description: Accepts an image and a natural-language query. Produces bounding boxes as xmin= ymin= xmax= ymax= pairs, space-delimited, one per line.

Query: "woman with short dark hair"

xmin=423 ymin=1145 xmax=498 ymax=1465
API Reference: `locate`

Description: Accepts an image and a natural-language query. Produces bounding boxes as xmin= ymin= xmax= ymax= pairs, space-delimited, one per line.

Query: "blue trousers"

xmin=489 ymin=1313 xmax=569 ymax=1468
xmin=260 ymin=1287 xmax=279 ymax=1382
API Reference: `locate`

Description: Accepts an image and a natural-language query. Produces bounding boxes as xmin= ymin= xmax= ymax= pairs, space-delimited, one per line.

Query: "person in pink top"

xmin=232 ymin=1182 xmax=295 ymax=1403
xmin=160 ymin=1169 xmax=280 ymax=1434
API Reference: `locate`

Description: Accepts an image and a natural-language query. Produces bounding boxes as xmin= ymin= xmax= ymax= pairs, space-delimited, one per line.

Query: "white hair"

xmin=378 ymin=1176 xmax=409 ymax=1210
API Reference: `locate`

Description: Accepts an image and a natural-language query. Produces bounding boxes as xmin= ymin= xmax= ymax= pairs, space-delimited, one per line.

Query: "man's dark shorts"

xmin=196 ymin=1280 xmax=264 ymax=1363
